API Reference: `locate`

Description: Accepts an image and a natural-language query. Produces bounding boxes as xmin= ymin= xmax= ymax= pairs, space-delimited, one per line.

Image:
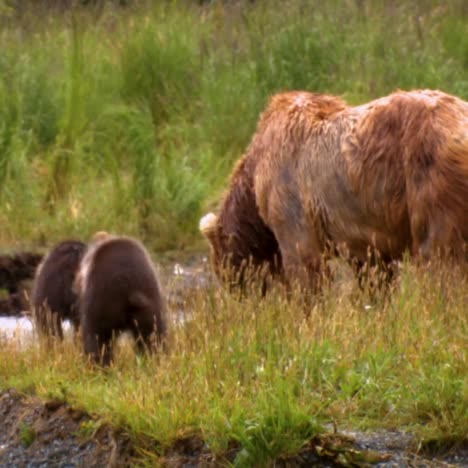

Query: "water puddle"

xmin=0 ymin=253 xmax=213 ymax=342
xmin=0 ymin=316 xmax=33 ymax=336
xmin=159 ymin=254 xmax=213 ymax=325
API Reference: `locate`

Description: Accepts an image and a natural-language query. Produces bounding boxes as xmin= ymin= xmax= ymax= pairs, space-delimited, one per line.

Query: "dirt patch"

xmin=0 ymin=251 xmax=43 ymax=317
xmin=0 ymin=252 xmax=43 ymax=294
xmin=0 ymin=389 xmax=133 ymax=467
xmin=159 ymin=431 xmax=467 ymax=467
xmin=1 ymin=388 xmax=466 ymax=467
xmin=0 ymin=290 xmax=29 ymax=317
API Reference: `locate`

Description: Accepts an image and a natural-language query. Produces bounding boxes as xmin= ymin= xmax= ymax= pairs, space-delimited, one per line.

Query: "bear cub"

xmin=75 ymin=234 xmax=167 ymax=365
xmin=31 ymin=240 xmax=87 ymax=339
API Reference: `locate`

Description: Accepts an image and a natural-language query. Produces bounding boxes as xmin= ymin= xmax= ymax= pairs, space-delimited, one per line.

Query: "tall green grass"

xmin=0 ymin=261 xmax=466 ymax=464
xmin=0 ymin=0 xmax=467 ymax=249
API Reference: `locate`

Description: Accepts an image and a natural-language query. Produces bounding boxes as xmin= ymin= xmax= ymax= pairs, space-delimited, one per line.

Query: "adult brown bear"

xmin=74 ymin=234 xmax=167 ymax=365
xmin=31 ymin=240 xmax=87 ymax=338
xmin=200 ymin=89 xmax=468 ymax=291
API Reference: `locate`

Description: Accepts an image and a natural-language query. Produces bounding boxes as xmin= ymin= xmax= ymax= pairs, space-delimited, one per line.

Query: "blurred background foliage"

xmin=0 ymin=0 xmax=466 ymax=250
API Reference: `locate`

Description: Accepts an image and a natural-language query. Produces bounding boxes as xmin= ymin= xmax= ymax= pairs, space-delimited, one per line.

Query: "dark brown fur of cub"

xmin=31 ymin=240 xmax=86 ymax=339
xmin=75 ymin=236 xmax=167 ymax=366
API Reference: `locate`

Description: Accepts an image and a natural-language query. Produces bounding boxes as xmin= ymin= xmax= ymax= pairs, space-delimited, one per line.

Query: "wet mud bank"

xmin=0 ymin=252 xmax=43 ymax=317
xmin=0 ymin=389 xmax=133 ymax=467
xmin=1 ymin=388 xmax=466 ymax=468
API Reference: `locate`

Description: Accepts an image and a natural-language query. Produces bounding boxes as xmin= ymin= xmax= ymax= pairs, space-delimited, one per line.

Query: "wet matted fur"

xmin=200 ymin=89 xmax=468 ymax=291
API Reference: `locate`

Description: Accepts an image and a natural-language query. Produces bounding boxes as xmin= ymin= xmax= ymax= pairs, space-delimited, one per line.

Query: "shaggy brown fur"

xmin=201 ymin=89 xmax=468 ymax=290
xmin=75 ymin=235 xmax=167 ymax=366
xmin=200 ymin=155 xmax=282 ymax=293
xmin=31 ymin=240 xmax=87 ymax=339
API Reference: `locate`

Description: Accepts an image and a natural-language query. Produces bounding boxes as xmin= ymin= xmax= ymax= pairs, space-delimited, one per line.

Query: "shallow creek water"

xmin=0 ymin=252 xmax=212 ymax=342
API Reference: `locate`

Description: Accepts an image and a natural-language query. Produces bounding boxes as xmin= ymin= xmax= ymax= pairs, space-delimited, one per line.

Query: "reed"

xmin=1 ymin=261 xmax=466 ymax=463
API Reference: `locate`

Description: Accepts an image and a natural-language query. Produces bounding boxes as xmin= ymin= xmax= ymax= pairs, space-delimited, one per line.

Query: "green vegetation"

xmin=0 ymin=0 xmax=467 ymax=464
xmin=19 ymin=422 xmax=36 ymax=447
xmin=0 ymin=0 xmax=467 ymax=250
xmin=1 ymin=262 xmax=466 ymax=464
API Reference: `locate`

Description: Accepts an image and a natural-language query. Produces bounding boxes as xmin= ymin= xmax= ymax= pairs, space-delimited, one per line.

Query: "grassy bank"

xmin=0 ymin=261 xmax=466 ymax=464
xmin=0 ymin=0 xmax=467 ymax=250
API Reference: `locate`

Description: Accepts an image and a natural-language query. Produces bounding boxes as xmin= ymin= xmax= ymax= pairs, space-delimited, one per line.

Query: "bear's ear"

xmin=199 ymin=213 xmax=218 ymax=241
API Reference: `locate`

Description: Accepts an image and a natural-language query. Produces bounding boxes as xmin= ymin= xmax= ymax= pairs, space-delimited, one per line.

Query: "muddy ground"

xmin=0 ymin=252 xmax=43 ymax=317
xmin=1 ymin=387 xmax=466 ymax=467
xmin=0 ymin=250 xmax=467 ymax=467
xmin=0 ymin=389 xmax=133 ymax=467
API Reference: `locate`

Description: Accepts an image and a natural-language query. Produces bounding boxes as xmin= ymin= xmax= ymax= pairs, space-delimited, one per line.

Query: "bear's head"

xmin=199 ymin=209 xmax=281 ymax=292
